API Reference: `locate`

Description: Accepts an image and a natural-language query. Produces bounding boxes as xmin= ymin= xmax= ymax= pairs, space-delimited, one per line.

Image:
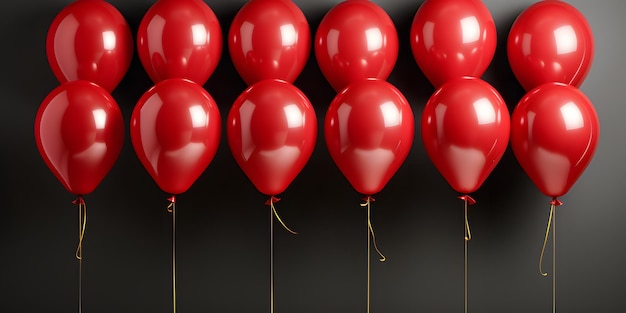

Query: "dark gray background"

xmin=2 ymin=0 xmax=625 ymax=312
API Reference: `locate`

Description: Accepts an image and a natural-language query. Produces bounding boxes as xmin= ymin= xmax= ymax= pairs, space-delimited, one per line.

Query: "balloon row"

xmin=35 ymin=0 xmax=598 ymax=202
xmin=34 ymin=76 xmax=599 ymax=200
xmin=44 ymin=0 xmax=593 ymax=93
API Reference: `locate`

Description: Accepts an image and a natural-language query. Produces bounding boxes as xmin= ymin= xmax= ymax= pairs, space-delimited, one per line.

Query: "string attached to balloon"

xmin=458 ymin=195 xmax=475 ymax=313
xmin=72 ymin=197 xmax=86 ymax=313
xmin=166 ymin=196 xmax=177 ymax=313
xmin=539 ymin=198 xmax=563 ymax=313
xmin=360 ymin=196 xmax=386 ymax=313
xmin=266 ymin=197 xmax=298 ymax=313
xmin=266 ymin=197 xmax=298 ymax=235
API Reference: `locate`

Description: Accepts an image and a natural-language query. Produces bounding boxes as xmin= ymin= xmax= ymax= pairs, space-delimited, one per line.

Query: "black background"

xmin=2 ymin=0 xmax=625 ymax=312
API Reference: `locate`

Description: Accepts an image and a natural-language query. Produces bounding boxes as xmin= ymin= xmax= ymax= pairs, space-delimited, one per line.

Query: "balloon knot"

xmin=72 ymin=196 xmax=85 ymax=205
xmin=550 ymin=197 xmax=563 ymax=206
xmin=265 ymin=196 xmax=281 ymax=206
xmin=362 ymin=195 xmax=376 ymax=203
xmin=458 ymin=195 xmax=476 ymax=205
xmin=167 ymin=195 xmax=176 ymax=204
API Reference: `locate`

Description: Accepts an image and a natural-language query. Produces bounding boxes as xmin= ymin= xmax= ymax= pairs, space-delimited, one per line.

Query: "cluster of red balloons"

xmin=130 ymin=0 xmax=222 ymax=198
xmin=35 ymin=0 xmax=132 ymax=197
xmin=411 ymin=0 xmax=509 ymax=199
xmin=318 ymin=0 xmax=414 ymax=198
xmin=409 ymin=0 xmax=598 ymax=202
xmin=227 ymin=0 xmax=316 ymax=201
xmin=34 ymin=0 xmax=599 ymax=204
xmin=508 ymin=0 xmax=598 ymax=200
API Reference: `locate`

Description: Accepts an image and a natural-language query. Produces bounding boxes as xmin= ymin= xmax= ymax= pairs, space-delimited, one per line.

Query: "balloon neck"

xmin=72 ymin=196 xmax=85 ymax=205
xmin=265 ymin=196 xmax=281 ymax=206
xmin=457 ymin=195 xmax=476 ymax=205
xmin=549 ymin=197 xmax=563 ymax=206
xmin=167 ymin=195 xmax=176 ymax=204
xmin=361 ymin=195 xmax=375 ymax=203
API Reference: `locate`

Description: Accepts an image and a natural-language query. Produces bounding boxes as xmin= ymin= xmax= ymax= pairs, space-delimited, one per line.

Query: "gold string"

xmin=267 ymin=198 xmax=298 ymax=313
xmin=539 ymin=204 xmax=554 ymax=277
xmin=360 ymin=197 xmax=386 ymax=313
xmin=75 ymin=200 xmax=86 ymax=313
xmin=270 ymin=198 xmax=298 ymax=235
xmin=270 ymin=202 xmax=275 ymax=313
xmin=463 ymin=197 xmax=470 ymax=313
xmin=167 ymin=201 xmax=177 ymax=313
xmin=553 ymin=204 xmax=556 ymax=313
xmin=539 ymin=203 xmax=556 ymax=313
xmin=464 ymin=199 xmax=472 ymax=242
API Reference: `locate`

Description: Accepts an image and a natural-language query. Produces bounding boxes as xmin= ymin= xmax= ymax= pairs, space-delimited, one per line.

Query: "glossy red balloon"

xmin=315 ymin=0 xmax=399 ymax=92
xmin=511 ymin=83 xmax=599 ymax=197
xmin=410 ymin=0 xmax=496 ymax=89
xmin=46 ymin=0 xmax=133 ymax=92
xmin=507 ymin=0 xmax=594 ymax=91
xmin=421 ymin=77 xmax=510 ymax=194
xmin=130 ymin=79 xmax=222 ymax=195
xmin=137 ymin=0 xmax=222 ymax=85
xmin=35 ymin=80 xmax=124 ymax=196
xmin=229 ymin=0 xmax=310 ymax=86
xmin=227 ymin=79 xmax=317 ymax=196
xmin=325 ymin=79 xmax=414 ymax=196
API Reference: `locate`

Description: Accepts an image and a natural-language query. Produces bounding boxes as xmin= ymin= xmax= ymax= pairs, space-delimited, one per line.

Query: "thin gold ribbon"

xmin=464 ymin=199 xmax=469 ymax=313
xmin=73 ymin=196 xmax=86 ymax=313
xmin=167 ymin=196 xmax=177 ymax=313
xmin=540 ymin=198 xmax=562 ymax=313
xmin=457 ymin=195 xmax=475 ymax=313
xmin=269 ymin=197 xmax=298 ymax=235
xmin=268 ymin=196 xmax=298 ymax=313
xmin=360 ymin=196 xmax=386 ymax=313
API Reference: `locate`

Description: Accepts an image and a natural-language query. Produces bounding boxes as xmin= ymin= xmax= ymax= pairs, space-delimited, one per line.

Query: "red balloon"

xmin=507 ymin=0 xmax=594 ymax=91
xmin=227 ymin=79 xmax=317 ymax=196
xmin=325 ymin=79 xmax=414 ymax=196
xmin=315 ymin=0 xmax=399 ymax=92
xmin=35 ymin=80 xmax=124 ymax=196
xmin=229 ymin=0 xmax=310 ymax=86
xmin=410 ymin=0 xmax=497 ymax=89
xmin=421 ymin=77 xmax=510 ymax=194
xmin=137 ymin=0 xmax=222 ymax=85
xmin=130 ymin=79 xmax=222 ymax=195
xmin=46 ymin=0 xmax=133 ymax=92
xmin=511 ymin=83 xmax=599 ymax=197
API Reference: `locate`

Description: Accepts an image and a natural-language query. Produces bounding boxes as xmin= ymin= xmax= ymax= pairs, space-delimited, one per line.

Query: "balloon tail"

xmin=360 ymin=196 xmax=386 ymax=313
xmin=73 ymin=197 xmax=86 ymax=313
xmin=167 ymin=196 xmax=177 ymax=313
xmin=539 ymin=203 xmax=554 ymax=277
xmin=269 ymin=201 xmax=274 ymax=313
xmin=457 ymin=195 xmax=475 ymax=313
xmin=540 ymin=198 xmax=561 ymax=313
xmin=266 ymin=196 xmax=297 ymax=313
xmin=463 ymin=196 xmax=469 ymax=313
xmin=269 ymin=197 xmax=298 ymax=235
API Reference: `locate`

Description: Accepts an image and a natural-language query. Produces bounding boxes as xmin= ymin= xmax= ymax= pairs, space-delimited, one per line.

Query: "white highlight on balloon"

xmin=554 ymin=25 xmax=578 ymax=55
